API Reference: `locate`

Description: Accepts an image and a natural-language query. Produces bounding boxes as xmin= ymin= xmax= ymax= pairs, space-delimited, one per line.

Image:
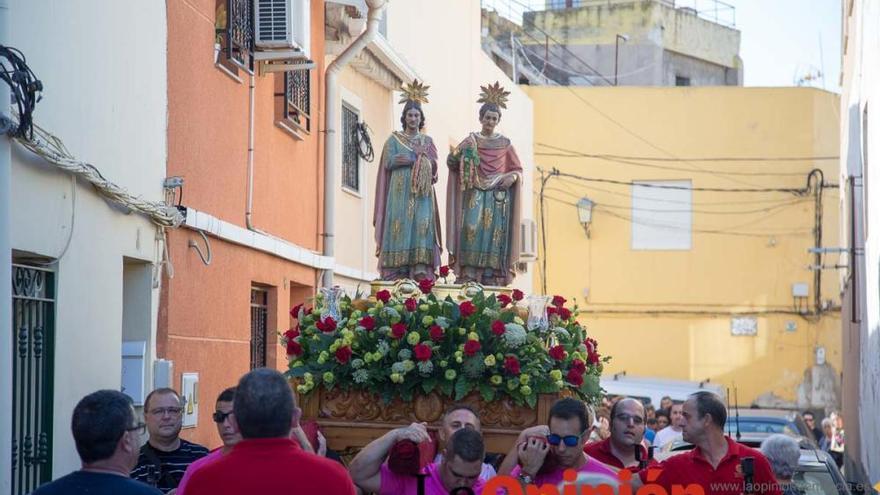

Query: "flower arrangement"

xmin=285 ymin=283 xmax=608 ymax=408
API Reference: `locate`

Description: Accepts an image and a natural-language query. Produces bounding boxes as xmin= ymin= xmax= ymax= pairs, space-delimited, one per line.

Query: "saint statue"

xmin=446 ymin=82 xmax=523 ymax=286
xmin=373 ymin=80 xmax=442 ymax=281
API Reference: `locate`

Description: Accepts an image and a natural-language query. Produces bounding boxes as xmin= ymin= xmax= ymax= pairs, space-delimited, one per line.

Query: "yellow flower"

xmin=519 ymin=374 xmax=530 ymax=385
xmin=364 ymin=353 xmax=374 ymax=363
xmin=484 ymin=355 xmax=496 ymax=367
xmin=374 ymin=301 xmax=384 ymax=310
xmin=445 ymin=370 xmax=457 ymax=380
xmin=372 ymin=352 xmax=383 ymax=361
xmin=490 ymin=375 xmax=503 ymax=385
xmin=513 ymin=316 xmax=525 ymax=325
xmin=454 ymin=350 xmax=463 ymax=358
xmin=550 ymin=370 xmax=563 ymax=381
xmin=391 ymin=372 xmax=404 ymax=383
xmin=555 ymin=380 xmax=565 ymax=388
xmin=455 ymin=356 xmax=463 ymax=363
xmin=458 ymin=327 xmax=467 ymax=336
xmin=296 ymin=384 xmax=308 ymax=393
xmin=468 ymin=332 xmax=480 ymax=341
xmin=303 ymin=372 xmax=314 ymax=382
xmin=403 ymin=360 xmax=415 ymax=372
xmin=422 ymin=315 xmax=434 ymax=326
xmin=341 ymin=329 xmax=354 ymax=340
xmin=407 ymin=332 xmax=421 ymax=346
xmin=520 ymin=385 xmax=532 ymax=396
xmin=419 ymin=304 xmax=430 ymax=312
xmin=507 ymin=379 xmax=519 ymax=390
xmin=439 ymin=360 xmax=448 ymax=368
xmin=323 ymin=371 xmax=335 ymax=383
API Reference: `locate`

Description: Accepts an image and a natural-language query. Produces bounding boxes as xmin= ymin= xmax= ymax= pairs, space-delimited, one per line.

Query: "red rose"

xmin=429 ymin=325 xmax=444 ymax=341
xmin=404 ymin=298 xmax=418 ymax=312
xmin=549 ymin=345 xmax=566 ymax=361
xmin=497 ymin=294 xmax=512 ymax=307
xmin=547 ymin=306 xmax=558 ymax=317
xmin=391 ymin=322 xmax=407 ymax=340
xmin=558 ymin=308 xmax=572 ymax=321
xmin=316 ymin=316 xmax=337 ymax=333
xmin=376 ymin=290 xmax=392 ymax=303
xmin=567 ymin=368 xmax=584 ymax=386
xmin=463 ymin=340 xmax=481 ymax=356
xmin=512 ymin=289 xmax=525 ymax=301
xmin=439 ymin=265 xmax=450 ymax=277
xmin=552 ymin=295 xmax=566 ymax=308
xmin=503 ymin=356 xmax=521 ymax=375
xmin=286 ymin=340 xmax=302 ymax=357
xmin=418 ymin=278 xmax=434 ymax=295
xmin=290 ymin=303 xmax=304 ymax=319
xmin=571 ymin=358 xmax=586 ymax=374
xmin=585 ymin=337 xmax=598 ymax=353
xmin=284 ymin=327 xmax=300 ymax=340
xmin=491 ymin=320 xmax=506 ymax=336
xmin=413 ymin=343 xmax=432 ymax=362
xmin=587 ymin=350 xmax=600 ymax=365
xmin=459 ymin=301 xmax=476 ymax=318
xmin=335 ymin=346 xmax=352 ymax=364
xmin=359 ymin=316 xmax=375 ymax=331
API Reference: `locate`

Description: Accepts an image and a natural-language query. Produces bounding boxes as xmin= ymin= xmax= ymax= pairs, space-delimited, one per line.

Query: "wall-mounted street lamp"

xmin=577 ymin=197 xmax=594 ymax=238
xmin=614 ymin=34 xmax=629 ymax=86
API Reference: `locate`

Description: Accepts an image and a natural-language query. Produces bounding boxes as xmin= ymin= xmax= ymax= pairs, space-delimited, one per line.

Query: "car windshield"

xmin=792 ymin=468 xmax=844 ymax=495
xmin=734 ymin=420 xmax=797 ymax=435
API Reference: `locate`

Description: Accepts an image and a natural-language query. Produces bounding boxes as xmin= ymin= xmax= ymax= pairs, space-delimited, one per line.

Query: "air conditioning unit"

xmin=254 ymin=0 xmax=311 ymax=59
xmin=520 ymin=218 xmax=538 ymax=260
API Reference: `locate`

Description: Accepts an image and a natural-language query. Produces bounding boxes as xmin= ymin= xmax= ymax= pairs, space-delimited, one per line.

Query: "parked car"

xmin=729 ymin=408 xmax=818 ymax=447
xmin=599 ymin=374 xmax=724 ymax=408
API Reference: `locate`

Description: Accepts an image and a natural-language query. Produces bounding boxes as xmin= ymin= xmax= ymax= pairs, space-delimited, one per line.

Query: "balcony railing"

xmin=225 ymin=0 xmax=254 ymax=71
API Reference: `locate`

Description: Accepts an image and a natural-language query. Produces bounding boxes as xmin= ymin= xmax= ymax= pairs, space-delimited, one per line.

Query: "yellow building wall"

xmin=525 ymin=86 xmax=841 ymax=405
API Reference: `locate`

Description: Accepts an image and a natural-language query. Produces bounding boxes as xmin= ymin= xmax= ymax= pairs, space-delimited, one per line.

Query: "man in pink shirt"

xmin=349 ymin=424 xmax=487 ymax=494
xmin=498 ymin=397 xmax=618 ymax=490
xmin=176 ymin=387 xmax=240 ymax=495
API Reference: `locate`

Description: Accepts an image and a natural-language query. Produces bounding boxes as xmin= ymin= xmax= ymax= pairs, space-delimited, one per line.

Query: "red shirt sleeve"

xmin=753 ymin=453 xmax=783 ymax=495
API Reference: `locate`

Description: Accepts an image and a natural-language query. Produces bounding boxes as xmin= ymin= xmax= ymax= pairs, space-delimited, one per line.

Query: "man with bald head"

xmin=434 ymin=404 xmax=496 ymax=481
xmin=584 ymin=397 xmax=657 ymax=471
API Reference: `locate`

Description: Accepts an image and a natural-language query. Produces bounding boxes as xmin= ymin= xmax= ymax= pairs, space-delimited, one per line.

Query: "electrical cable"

xmin=535 ymin=143 xmax=839 ymax=162
xmin=552 ymin=170 xmax=808 ymax=194
xmin=0 ymin=44 xmax=42 ymax=139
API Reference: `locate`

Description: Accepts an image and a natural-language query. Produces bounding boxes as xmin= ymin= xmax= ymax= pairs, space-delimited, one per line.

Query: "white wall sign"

xmin=730 ymin=317 xmax=758 ymax=336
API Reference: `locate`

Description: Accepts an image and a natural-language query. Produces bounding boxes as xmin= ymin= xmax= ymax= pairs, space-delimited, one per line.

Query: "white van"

xmin=599 ymin=373 xmax=725 ymax=408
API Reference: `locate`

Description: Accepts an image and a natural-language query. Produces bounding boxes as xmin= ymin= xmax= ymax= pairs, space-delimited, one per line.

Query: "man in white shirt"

xmin=652 ymin=402 xmax=685 ymax=449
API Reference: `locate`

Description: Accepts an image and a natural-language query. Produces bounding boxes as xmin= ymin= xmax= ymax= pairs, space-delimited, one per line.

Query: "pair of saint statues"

xmin=373 ymin=80 xmax=522 ymax=287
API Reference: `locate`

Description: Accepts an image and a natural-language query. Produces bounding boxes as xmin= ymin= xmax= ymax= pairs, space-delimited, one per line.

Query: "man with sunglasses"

xmin=130 ymin=388 xmax=208 ymax=493
xmin=33 ymin=390 xmax=161 ymax=494
xmin=583 ymin=397 xmax=657 ymax=472
xmin=175 ymin=387 xmax=240 ymax=495
xmin=500 ymin=398 xmax=617 ymax=488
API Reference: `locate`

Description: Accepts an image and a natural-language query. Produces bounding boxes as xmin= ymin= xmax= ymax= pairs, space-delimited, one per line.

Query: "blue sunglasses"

xmin=546 ymin=432 xmax=584 ymax=447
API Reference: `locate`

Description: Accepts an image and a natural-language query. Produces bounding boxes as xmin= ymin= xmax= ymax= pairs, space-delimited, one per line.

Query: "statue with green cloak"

xmin=446 ymin=82 xmax=523 ymax=286
xmin=373 ymin=80 xmax=442 ymax=281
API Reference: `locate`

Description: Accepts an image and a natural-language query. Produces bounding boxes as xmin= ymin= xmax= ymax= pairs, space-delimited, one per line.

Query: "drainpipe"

xmin=245 ymin=72 xmax=264 ymax=233
xmin=322 ymin=0 xmax=388 ymax=288
xmin=0 ymin=0 xmax=13 ymax=493
xmin=1 ymin=1 xmax=14 ymax=491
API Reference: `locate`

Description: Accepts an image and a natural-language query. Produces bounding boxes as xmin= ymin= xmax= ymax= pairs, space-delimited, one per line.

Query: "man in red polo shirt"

xmin=634 ymin=391 xmax=781 ymax=495
xmin=184 ymin=368 xmax=355 ymax=495
xmin=584 ymin=397 xmax=658 ymax=472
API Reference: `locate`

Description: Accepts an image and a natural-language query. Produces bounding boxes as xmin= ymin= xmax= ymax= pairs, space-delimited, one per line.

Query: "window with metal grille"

xmin=342 ymin=103 xmax=360 ymax=192
xmin=281 ymin=65 xmax=311 ymax=133
xmin=250 ymin=287 xmax=268 ymax=369
xmin=215 ymin=0 xmax=254 ymax=73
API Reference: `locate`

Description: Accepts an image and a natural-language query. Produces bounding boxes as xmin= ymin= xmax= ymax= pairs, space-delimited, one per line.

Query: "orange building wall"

xmin=163 ymin=0 xmax=325 ymax=447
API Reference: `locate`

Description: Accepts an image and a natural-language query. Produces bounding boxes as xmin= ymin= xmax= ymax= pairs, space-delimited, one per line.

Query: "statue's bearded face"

xmin=480 ymin=110 xmax=500 ymax=133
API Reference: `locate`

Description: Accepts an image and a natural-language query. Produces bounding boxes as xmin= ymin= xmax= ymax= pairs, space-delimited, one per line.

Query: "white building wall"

xmin=386 ymin=0 xmax=537 ymax=293
xmin=8 ymin=0 xmax=167 ymax=478
xmin=839 ymin=0 xmax=880 ymax=484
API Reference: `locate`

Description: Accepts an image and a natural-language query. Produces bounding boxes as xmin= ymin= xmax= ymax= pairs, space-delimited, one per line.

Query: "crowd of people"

xmin=31 ymin=370 xmax=842 ymax=495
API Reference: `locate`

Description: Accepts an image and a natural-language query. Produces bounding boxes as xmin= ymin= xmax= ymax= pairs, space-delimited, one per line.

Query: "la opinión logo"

xmin=481 ymin=468 xmax=706 ymax=495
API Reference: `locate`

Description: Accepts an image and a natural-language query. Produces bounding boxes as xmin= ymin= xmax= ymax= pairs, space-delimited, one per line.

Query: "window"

xmin=278 ymin=64 xmax=312 ymax=134
xmin=215 ymin=0 xmax=254 ymax=74
xmin=675 ymin=76 xmax=691 ymax=86
xmin=341 ymin=103 xmax=360 ymax=192
xmin=250 ymin=287 xmax=268 ymax=369
xmin=631 ymin=180 xmax=692 ymax=250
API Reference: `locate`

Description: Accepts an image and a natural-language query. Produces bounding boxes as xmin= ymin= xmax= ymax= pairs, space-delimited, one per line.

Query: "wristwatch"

xmin=518 ymin=472 xmax=534 ymax=484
